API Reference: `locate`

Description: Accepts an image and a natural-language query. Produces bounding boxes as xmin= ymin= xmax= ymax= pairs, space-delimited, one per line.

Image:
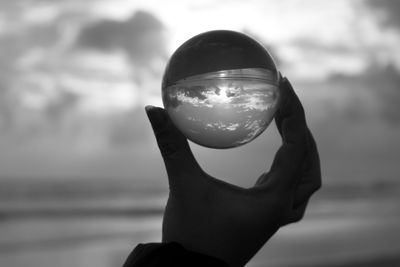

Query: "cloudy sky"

xmin=0 ymin=0 xmax=399 ymax=188
xmin=164 ymin=68 xmax=280 ymax=148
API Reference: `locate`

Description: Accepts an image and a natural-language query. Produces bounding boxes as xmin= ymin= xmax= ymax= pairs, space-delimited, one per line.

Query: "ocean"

xmin=1 ymin=181 xmax=400 ymax=267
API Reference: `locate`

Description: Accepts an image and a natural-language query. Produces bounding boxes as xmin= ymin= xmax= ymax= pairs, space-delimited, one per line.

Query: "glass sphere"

xmin=162 ymin=30 xmax=280 ymax=149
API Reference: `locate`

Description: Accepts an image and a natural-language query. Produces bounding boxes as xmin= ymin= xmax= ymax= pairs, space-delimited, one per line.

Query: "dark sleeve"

xmin=122 ymin=242 xmax=230 ymax=267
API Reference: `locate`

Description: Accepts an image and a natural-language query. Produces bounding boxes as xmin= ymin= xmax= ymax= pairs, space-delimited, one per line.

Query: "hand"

xmin=145 ymin=77 xmax=321 ymax=267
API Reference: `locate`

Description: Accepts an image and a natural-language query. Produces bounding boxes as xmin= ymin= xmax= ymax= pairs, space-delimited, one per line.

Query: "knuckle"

xmin=158 ymin=142 xmax=179 ymax=158
xmin=292 ymin=212 xmax=304 ymax=223
xmin=287 ymin=209 xmax=305 ymax=223
xmin=313 ymin=179 xmax=322 ymax=192
xmin=280 ymin=211 xmax=302 ymax=225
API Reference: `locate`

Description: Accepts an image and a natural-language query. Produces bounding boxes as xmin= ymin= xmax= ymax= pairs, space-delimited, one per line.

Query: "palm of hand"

xmin=163 ymin=172 xmax=287 ymax=267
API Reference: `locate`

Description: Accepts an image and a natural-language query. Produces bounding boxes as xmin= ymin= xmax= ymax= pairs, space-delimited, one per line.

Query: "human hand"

xmin=145 ymin=77 xmax=321 ymax=267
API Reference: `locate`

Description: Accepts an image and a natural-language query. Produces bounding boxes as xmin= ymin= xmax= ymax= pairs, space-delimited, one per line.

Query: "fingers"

xmin=274 ymin=77 xmax=306 ymax=145
xmin=145 ymin=105 xmax=202 ymax=190
xmin=254 ymin=78 xmax=321 ymax=225
xmin=254 ymin=172 xmax=270 ymax=187
xmin=281 ymin=128 xmax=321 ymax=226
xmin=281 ymin=200 xmax=308 ymax=225
xmin=266 ymin=77 xmax=308 ymax=191
xmin=292 ymin=128 xmax=321 ymax=208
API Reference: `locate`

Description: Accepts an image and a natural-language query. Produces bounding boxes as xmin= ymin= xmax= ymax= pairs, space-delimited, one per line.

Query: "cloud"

xmin=184 ymin=86 xmax=209 ymax=100
xmin=242 ymin=29 xmax=282 ymax=67
xmin=367 ymin=0 xmax=400 ymax=29
xmin=76 ymin=11 xmax=167 ymax=68
xmin=43 ymin=89 xmax=80 ymax=126
xmin=291 ymin=38 xmax=354 ymax=55
xmin=163 ymin=95 xmax=181 ymax=109
xmin=163 ymin=85 xmax=215 ymax=109
xmin=0 ymin=23 xmax=59 ymax=77
xmin=280 ymin=37 xmax=376 ymax=80
xmin=327 ymin=63 xmax=400 ymax=125
xmin=361 ymin=64 xmax=400 ymax=124
xmin=0 ymin=8 xmax=168 ymax=146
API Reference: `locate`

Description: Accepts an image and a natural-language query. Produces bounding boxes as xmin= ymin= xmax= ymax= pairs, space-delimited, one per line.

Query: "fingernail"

xmin=145 ymin=105 xmax=154 ymax=112
xmin=278 ymin=74 xmax=288 ymax=86
xmin=145 ymin=105 xmax=168 ymax=129
xmin=278 ymin=71 xmax=284 ymax=81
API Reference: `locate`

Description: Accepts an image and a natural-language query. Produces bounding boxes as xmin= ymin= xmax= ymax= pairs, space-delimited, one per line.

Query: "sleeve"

xmin=122 ymin=242 xmax=230 ymax=267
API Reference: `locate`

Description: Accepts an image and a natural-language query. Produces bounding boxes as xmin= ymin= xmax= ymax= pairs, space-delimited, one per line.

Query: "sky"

xmin=0 ymin=0 xmax=399 ymax=189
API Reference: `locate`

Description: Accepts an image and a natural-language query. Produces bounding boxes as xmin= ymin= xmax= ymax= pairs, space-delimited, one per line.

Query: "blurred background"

xmin=1 ymin=0 xmax=400 ymax=266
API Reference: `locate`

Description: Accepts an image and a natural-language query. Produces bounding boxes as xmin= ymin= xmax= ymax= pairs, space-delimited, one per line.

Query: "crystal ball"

xmin=162 ymin=30 xmax=280 ymax=149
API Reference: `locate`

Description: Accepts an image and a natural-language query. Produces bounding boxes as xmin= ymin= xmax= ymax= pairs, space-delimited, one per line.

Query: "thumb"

xmin=145 ymin=105 xmax=202 ymax=190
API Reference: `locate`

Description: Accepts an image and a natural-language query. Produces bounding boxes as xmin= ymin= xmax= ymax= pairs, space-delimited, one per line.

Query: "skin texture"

xmin=145 ymin=77 xmax=321 ymax=267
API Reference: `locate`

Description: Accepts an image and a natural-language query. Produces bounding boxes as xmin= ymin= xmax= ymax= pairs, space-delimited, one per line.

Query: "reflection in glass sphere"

xmin=162 ymin=30 xmax=280 ymax=149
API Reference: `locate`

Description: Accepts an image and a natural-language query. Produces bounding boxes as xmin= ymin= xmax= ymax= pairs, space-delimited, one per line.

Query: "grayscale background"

xmin=0 ymin=0 xmax=399 ymax=266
